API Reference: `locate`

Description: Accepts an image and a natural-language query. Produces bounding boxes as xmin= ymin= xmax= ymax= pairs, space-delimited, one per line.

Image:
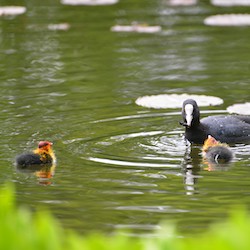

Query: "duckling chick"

xmin=202 ymin=135 xmax=233 ymax=164
xmin=15 ymin=141 xmax=56 ymax=167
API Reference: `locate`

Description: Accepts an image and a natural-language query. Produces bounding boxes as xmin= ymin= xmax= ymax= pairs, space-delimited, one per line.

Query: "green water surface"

xmin=0 ymin=0 xmax=250 ymax=237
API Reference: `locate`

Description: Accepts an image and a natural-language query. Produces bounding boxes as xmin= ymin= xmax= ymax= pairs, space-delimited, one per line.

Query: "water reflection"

xmin=22 ymin=33 xmax=63 ymax=86
xmin=16 ymin=163 xmax=56 ymax=185
xmin=181 ymin=142 xmax=237 ymax=194
xmin=202 ymin=162 xmax=232 ymax=172
xmin=182 ymin=146 xmax=202 ymax=195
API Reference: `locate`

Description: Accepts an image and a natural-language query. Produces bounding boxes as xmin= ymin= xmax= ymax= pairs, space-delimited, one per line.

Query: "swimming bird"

xmin=202 ymin=135 xmax=233 ymax=164
xmin=180 ymin=99 xmax=250 ymax=144
xmin=15 ymin=141 xmax=56 ymax=167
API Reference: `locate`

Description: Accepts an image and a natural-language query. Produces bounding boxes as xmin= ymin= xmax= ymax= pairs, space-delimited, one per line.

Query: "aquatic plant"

xmin=1 ymin=183 xmax=250 ymax=250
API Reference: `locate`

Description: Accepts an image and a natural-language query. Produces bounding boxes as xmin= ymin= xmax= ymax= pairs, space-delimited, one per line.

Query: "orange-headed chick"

xmin=15 ymin=141 xmax=56 ymax=167
xmin=202 ymin=135 xmax=233 ymax=164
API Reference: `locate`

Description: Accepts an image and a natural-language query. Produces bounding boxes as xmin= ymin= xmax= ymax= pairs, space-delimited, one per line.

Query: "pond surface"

xmin=0 ymin=0 xmax=250 ymax=237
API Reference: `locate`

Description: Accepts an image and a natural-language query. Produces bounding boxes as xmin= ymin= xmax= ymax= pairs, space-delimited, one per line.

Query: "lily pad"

xmin=0 ymin=6 xmax=26 ymax=16
xmin=61 ymin=0 xmax=118 ymax=5
xmin=111 ymin=24 xmax=162 ymax=33
xmin=168 ymin=0 xmax=197 ymax=6
xmin=48 ymin=23 xmax=70 ymax=31
xmin=204 ymin=14 xmax=250 ymax=26
xmin=227 ymin=103 xmax=250 ymax=115
xmin=211 ymin=0 xmax=250 ymax=6
xmin=135 ymin=94 xmax=223 ymax=109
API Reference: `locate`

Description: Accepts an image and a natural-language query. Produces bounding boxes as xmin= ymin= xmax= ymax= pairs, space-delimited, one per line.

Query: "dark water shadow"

xmin=15 ymin=163 xmax=56 ymax=185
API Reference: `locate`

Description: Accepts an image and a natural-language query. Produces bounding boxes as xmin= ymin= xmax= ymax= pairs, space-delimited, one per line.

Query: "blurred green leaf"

xmin=1 ymin=183 xmax=250 ymax=250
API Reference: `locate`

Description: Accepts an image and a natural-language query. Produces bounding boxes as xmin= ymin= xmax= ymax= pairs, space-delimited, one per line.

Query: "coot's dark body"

xmin=180 ymin=99 xmax=250 ymax=144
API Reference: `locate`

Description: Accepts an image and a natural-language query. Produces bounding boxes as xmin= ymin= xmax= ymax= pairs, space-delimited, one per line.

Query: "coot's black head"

xmin=180 ymin=99 xmax=200 ymax=127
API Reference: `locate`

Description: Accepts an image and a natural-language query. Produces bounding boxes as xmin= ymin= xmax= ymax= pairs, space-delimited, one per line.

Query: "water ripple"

xmin=114 ymin=205 xmax=189 ymax=213
xmin=87 ymin=157 xmax=179 ymax=168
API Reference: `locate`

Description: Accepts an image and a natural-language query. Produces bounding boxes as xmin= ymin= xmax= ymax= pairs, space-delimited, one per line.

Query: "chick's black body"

xmin=15 ymin=153 xmax=52 ymax=168
xmin=181 ymin=99 xmax=250 ymax=144
xmin=205 ymin=145 xmax=233 ymax=164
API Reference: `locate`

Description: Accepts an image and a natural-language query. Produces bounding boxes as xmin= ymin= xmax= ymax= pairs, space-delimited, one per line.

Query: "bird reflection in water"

xmin=16 ymin=163 xmax=56 ymax=185
xmin=181 ymin=136 xmax=234 ymax=195
xmin=182 ymin=144 xmax=202 ymax=195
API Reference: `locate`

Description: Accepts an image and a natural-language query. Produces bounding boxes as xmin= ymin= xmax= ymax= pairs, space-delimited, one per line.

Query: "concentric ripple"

xmin=62 ymin=111 xmax=192 ymax=173
xmin=85 ymin=130 xmax=187 ymax=169
xmin=64 ymin=109 xmax=249 ymax=174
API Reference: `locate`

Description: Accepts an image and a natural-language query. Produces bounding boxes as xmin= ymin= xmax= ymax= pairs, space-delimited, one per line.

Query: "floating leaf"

xmin=135 ymin=94 xmax=223 ymax=109
xmin=204 ymin=14 xmax=250 ymax=26
xmin=111 ymin=23 xmax=162 ymax=33
xmin=48 ymin=23 xmax=70 ymax=31
xmin=211 ymin=0 xmax=250 ymax=6
xmin=168 ymin=0 xmax=197 ymax=6
xmin=0 ymin=6 xmax=26 ymax=16
xmin=61 ymin=0 xmax=118 ymax=5
xmin=227 ymin=103 xmax=250 ymax=115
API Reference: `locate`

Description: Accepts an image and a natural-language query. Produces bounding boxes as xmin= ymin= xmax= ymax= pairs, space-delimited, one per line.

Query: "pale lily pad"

xmin=135 ymin=94 xmax=223 ymax=109
xmin=0 ymin=6 xmax=26 ymax=16
xmin=61 ymin=0 xmax=118 ymax=5
xmin=168 ymin=0 xmax=197 ymax=6
xmin=227 ymin=103 xmax=250 ymax=115
xmin=48 ymin=23 xmax=70 ymax=31
xmin=111 ymin=24 xmax=162 ymax=33
xmin=204 ymin=14 xmax=250 ymax=26
xmin=211 ymin=0 xmax=250 ymax=6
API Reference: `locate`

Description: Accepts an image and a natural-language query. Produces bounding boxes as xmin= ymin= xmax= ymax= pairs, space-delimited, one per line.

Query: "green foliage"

xmin=181 ymin=209 xmax=250 ymax=250
xmin=1 ymin=184 xmax=250 ymax=250
xmin=0 ymin=184 xmax=62 ymax=250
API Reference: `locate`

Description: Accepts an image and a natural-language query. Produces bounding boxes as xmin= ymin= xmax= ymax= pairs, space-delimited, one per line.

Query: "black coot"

xmin=180 ymin=99 xmax=250 ymax=144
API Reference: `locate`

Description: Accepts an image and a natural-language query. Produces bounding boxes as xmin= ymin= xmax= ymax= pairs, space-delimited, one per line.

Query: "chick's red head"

xmin=38 ymin=141 xmax=53 ymax=150
xmin=203 ymin=135 xmax=219 ymax=152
